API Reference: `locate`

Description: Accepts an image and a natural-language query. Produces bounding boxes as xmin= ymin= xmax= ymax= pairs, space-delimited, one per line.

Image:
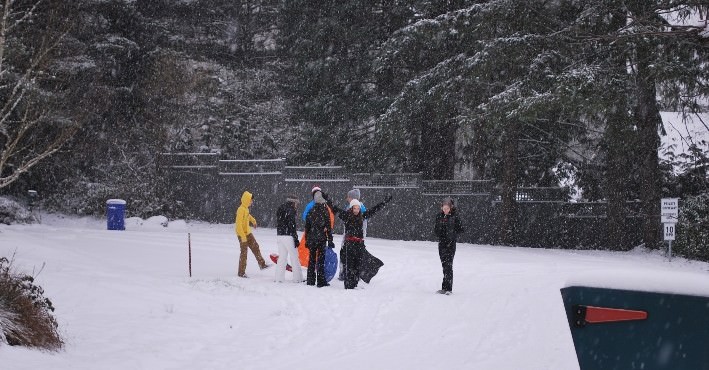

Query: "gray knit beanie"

xmin=347 ymin=188 xmax=361 ymax=200
xmin=313 ymin=191 xmax=327 ymax=204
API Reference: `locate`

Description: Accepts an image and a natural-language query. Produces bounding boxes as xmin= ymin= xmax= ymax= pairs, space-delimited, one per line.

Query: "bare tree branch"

xmin=0 ymin=0 xmax=78 ymax=189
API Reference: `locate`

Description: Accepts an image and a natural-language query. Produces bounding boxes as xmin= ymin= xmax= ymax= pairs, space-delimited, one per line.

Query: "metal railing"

xmin=351 ymin=173 xmax=422 ymax=188
xmin=512 ymin=187 xmax=569 ymax=202
xmin=157 ymin=154 xmax=568 ymax=202
xmin=158 ymin=153 xmax=219 ymax=170
xmin=218 ymin=158 xmax=286 ymax=175
xmin=422 ymin=180 xmax=495 ymax=195
xmin=283 ymin=166 xmax=349 ymax=182
xmin=560 ymin=201 xmax=644 ymax=218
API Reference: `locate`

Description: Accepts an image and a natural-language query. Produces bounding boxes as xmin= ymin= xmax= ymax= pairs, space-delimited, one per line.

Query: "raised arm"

xmin=331 ymin=203 xmax=349 ymax=222
xmin=325 ymin=197 xmax=350 ymax=222
xmin=363 ymin=195 xmax=392 ymax=219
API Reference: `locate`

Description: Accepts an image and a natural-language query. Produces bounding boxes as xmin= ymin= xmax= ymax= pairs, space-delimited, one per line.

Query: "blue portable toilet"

xmin=106 ymin=199 xmax=126 ymax=230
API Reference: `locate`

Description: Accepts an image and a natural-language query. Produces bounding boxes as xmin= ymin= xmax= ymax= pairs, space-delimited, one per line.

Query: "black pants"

xmin=306 ymin=245 xmax=326 ymax=287
xmin=341 ymin=241 xmax=364 ymax=289
xmin=438 ymin=240 xmax=456 ymax=292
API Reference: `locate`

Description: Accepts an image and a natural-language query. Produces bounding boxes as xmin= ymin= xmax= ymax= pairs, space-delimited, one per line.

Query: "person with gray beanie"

xmin=304 ymin=190 xmax=334 ymax=287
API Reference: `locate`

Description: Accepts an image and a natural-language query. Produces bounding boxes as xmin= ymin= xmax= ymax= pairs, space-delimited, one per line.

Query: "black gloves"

xmin=327 ymin=241 xmax=335 ymax=249
xmin=323 ymin=192 xmax=334 ymax=208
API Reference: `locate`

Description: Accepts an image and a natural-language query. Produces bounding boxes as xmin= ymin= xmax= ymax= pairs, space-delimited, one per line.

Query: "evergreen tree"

xmin=568 ymin=0 xmax=709 ymax=249
xmin=373 ymin=1 xmax=591 ymax=242
xmin=278 ymin=0 xmax=414 ymax=169
xmin=23 ymin=0 xmax=290 ymax=217
xmin=372 ymin=0 xmax=709 ymax=247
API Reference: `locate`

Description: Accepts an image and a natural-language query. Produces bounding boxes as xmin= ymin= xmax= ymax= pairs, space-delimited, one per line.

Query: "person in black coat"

xmin=304 ymin=190 xmax=334 ymax=287
xmin=275 ymin=195 xmax=303 ymax=283
xmin=331 ymin=194 xmax=391 ymax=289
xmin=434 ymin=197 xmax=463 ymax=295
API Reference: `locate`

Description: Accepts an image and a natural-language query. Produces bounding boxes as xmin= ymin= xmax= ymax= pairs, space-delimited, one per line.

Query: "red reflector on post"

xmin=584 ymin=306 xmax=647 ymax=324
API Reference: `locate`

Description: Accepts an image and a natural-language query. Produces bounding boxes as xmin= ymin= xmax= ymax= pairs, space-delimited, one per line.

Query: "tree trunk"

xmin=470 ymin=121 xmax=489 ymax=179
xmin=635 ymin=49 xmax=663 ymax=249
xmin=498 ymin=122 xmax=519 ymax=245
xmin=605 ymin=108 xmax=631 ymax=250
xmin=419 ymin=104 xmax=456 ymax=180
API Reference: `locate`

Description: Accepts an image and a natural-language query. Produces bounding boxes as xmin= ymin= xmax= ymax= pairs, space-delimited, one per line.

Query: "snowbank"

xmin=0 ymin=197 xmax=36 ymax=225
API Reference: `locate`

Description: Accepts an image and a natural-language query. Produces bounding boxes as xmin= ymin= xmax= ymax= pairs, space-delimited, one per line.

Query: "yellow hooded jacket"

xmin=235 ymin=191 xmax=257 ymax=242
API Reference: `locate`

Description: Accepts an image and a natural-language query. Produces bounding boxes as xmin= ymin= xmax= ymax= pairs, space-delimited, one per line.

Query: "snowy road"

xmin=2 ymin=215 xmax=708 ymax=370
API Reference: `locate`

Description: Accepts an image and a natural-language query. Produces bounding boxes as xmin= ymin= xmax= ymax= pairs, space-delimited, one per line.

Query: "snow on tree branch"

xmin=0 ymin=0 xmax=78 ymax=189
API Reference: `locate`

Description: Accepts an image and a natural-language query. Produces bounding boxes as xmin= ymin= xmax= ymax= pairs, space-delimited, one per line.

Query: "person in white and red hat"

xmin=337 ymin=188 xmax=368 ymax=281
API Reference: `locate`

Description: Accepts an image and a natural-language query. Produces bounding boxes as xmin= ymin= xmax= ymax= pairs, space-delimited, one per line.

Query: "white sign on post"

xmin=664 ymin=223 xmax=676 ymax=241
xmin=661 ymin=198 xmax=679 ymax=261
xmin=661 ymin=198 xmax=679 ymax=223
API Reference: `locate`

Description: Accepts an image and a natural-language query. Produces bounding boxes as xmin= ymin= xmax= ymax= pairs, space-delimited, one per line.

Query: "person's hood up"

xmin=442 ymin=197 xmax=454 ymax=208
xmin=241 ymin=191 xmax=253 ymax=207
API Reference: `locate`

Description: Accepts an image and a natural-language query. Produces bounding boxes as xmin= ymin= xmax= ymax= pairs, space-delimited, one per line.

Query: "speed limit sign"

xmin=664 ymin=223 xmax=676 ymax=241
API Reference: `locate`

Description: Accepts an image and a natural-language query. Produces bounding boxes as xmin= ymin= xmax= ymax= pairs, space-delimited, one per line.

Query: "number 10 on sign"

xmin=664 ymin=223 xmax=675 ymax=262
xmin=664 ymin=223 xmax=675 ymax=241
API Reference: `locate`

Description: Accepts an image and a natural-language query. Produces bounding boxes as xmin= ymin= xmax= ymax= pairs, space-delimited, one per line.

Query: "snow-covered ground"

xmin=1 ymin=214 xmax=708 ymax=370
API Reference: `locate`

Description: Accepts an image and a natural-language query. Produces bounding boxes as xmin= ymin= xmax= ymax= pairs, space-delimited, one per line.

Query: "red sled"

xmin=269 ymin=253 xmax=293 ymax=272
xmin=271 ymin=249 xmax=338 ymax=282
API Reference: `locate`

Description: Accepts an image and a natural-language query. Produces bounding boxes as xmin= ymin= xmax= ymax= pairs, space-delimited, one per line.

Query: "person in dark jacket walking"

xmin=331 ymin=194 xmax=391 ymax=289
xmin=275 ymin=195 xmax=303 ymax=283
xmin=305 ymin=190 xmax=334 ymax=287
xmin=434 ymin=197 xmax=463 ymax=295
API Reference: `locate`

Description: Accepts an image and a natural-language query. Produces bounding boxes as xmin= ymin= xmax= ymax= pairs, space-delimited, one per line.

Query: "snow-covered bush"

xmin=675 ymin=192 xmax=709 ymax=262
xmin=0 ymin=197 xmax=37 ymax=225
xmin=42 ymin=179 xmax=112 ymax=216
xmin=43 ymin=176 xmax=189 ymax=220
xmin=0 ymin=257 xmax=62 ymax=350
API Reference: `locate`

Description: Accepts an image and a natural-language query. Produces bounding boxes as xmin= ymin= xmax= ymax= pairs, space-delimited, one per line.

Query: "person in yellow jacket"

xmin=235 ymin=191 xmax=269 ymax=277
